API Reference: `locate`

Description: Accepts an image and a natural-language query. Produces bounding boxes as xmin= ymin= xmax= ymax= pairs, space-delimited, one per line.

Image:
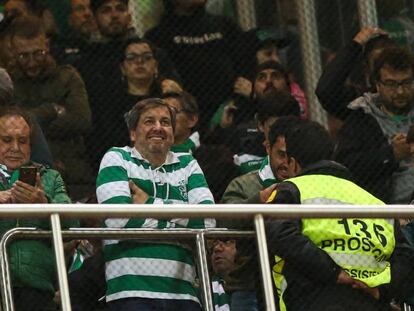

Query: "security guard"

xmin=265 ymin=120 xmax=414 ymax=311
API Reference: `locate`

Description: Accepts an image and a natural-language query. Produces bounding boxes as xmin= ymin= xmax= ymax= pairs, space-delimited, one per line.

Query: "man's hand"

xmin=0 ymin=190 xmax=12 ymax=204
xmin=234 ymin=77 xmax=252 ymax=98
xmin=353 ymin=27 xmax=387 ymax=45
xmin=260 ymin=184 xmax=277 ymax=203
xmin=392 ymin=133 xmax=411 ymax=161
xmin=337 ymin=270 xmax=380 ymax=300
xmin=129 ymin=181 xmax=149 ymax=204
xmin=11 ymin=173 xmax=48 ymax=204
xmin=220 ymin=101 xmax=237 ymax=128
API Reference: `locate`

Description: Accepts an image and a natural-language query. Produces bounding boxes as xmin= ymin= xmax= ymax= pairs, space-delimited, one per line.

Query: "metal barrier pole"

xmin=294 ymin=0 xmax=327 ymax=127
xmin=254 ymin=214 xmax=276 ymax=311
xmin=235 ymin=0 xmax=257 ymax=30
xmin=357 ymin=0 xmax=378 ymax=28
xmin=196 ymin=232 xmax=214 ymax=311
xmin=50 ymin=214 xmax=71 ymax=311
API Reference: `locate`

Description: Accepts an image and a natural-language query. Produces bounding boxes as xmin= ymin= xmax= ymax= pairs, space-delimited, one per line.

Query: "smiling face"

xmin=12 ymin=34 xmax=49 ymax=79
xmin=269 ymin=136 xmax=289 ymax=180
xmin=0 ymin=115 xmax=31 ymax=170
xmin=130 ymin=106 xmax=174 ymax=159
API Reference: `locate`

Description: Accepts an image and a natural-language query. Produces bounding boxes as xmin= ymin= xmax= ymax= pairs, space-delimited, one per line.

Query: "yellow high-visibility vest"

xmin=272 ymin=174 xmax=395 ymax=311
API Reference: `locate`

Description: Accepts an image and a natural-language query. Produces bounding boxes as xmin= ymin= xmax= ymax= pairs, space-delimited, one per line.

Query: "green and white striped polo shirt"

xmin=96 ymin=146 xmax=215 ymax=302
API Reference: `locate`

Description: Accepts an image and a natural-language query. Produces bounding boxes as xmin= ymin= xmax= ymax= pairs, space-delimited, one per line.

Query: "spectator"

xmin=96 ymin=98 xmax=215 ymax=310
xmin=0 ymin=106 xmax=76 ymax=311
xmin=334 ymin=47 xmax=414 ymax=203
xmin=145 ymin=0 xmax=252 ymax=132
xmin=87 ymin=37 xmax=182 ymax=170
xmin=232 ymin=28 xmax=308 ymax=120
xmin=9 ymin=15 xmax=93 ymax=200
xmin=194 ymin=144 xmax=238 ymax=202
xmin=4 ymin=0 xmax=59 ymax=37
xmin=230 ymin=90 xmax=300 ymax=175
xmin=316 ymin=27 xmax=396 ymax=134
xmin=265 ymin=120 xmax=414 ymax=311
xmin=222 ymin=116 xmax=300 ymax=204
xmin=51 ymin=0 xmax=100 ymax=65
xmin=216 ymin=61 xmax=292 ymax=131
xmin=77 ymin=1 xmax=178 ymax=170
xmin=164 ymin=91 xmax=200 ymax=154
xmin=0 ymin=67 xmax=53 ymax=167
xmin=210 ymin=239 xmax=259 ymax=311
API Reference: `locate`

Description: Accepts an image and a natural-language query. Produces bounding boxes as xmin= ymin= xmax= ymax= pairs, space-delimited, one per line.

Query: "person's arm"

xmin=315 ymin=41 xmax=363 ymax=120
xmin=377 ymin=222 xmax=414 ymax=303
xmin=266 ymin=182 xmax=342 ymax=284
xmin=335 ymin=112 xmax=399 ymax=191
xmin=316 ymin=27 xmax=387 ymax=120
xmin=46 ymin=66 xmax=92 ymax=136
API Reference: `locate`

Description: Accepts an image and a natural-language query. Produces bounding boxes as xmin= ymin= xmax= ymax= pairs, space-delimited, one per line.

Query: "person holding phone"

xmin=0 ymin=106 xmax=75 ymax=311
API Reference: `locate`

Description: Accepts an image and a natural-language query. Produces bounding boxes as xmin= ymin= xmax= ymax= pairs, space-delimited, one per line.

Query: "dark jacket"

xmin=315 ymin=41 xmax=368 ymax=120
xmin=11 ymin=61 xmax=93 ymax=198
xmin=0 ymin=162 xmax=76 ymax=293
xmin=266 ymin=160 xmax=414 ymax=311
xmin=145 ymin=8 xmax=254 ymax=129
xmin=334 ymin=94 xmax=407 ymax=203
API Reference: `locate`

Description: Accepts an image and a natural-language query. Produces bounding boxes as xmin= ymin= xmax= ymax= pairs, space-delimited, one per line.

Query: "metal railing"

xmin=0 ymin=204 xmax=414 ymax=311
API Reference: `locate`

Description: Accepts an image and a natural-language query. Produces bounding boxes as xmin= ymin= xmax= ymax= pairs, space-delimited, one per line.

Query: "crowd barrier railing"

xmin=0 ymin=204 xmax=413 ymax=311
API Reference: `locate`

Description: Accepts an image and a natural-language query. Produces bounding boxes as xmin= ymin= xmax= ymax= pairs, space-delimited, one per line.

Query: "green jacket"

xmin=221 ymin=170 xmax=263 ymax=204
xmin=0 ymin=163 xmax=76 ymax=293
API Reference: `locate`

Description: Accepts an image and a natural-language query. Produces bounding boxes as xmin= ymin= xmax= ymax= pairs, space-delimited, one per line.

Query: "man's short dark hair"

xmin=363 ymin=34 xmax=397 ymax=61
xmin=119 ymin=37 xmax=157 ymax=63
xmin=253 ymin=60 xmax=289 ymax=84
xmin=9 ymin=15 xmax=45 ymax=42
xmin=124 ymin=98 xmax=176 ymax=132
xmin=285 ymin=121 xmax=334 ymax=169
xmin=162 ymin=91 xmax=199 ymax=116
xmin=91 ymin=0 xmax=129 ymax=12
xmin=372 ymin=47 xmax=414 ymax=83
xmin=256 ymin=91 xmax=300 ymax=125
xmin=268 ymin=116 xmax=301 ymax=148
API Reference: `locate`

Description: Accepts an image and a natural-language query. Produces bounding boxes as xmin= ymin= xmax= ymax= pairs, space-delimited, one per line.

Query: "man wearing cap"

xmin=96 ymin=98 xmax=215 ymax=311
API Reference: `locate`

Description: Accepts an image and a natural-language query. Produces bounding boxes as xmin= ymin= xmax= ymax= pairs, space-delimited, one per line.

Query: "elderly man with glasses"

xmin=96 ymin=98 xmax=215 ymax=311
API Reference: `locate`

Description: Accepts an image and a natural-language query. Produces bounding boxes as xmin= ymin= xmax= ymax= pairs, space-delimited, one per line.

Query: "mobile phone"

xmin=19 ymin=166 xmax=37 ymax=186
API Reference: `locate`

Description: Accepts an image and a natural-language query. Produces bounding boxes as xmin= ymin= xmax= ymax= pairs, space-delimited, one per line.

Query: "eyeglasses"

xmin=124 ymin=52 xmax=154 ymax=63
xmin=16 ymin=49 xmax=47 ymax=63
xmin=379 ymin=79 xmax=414 ymax=89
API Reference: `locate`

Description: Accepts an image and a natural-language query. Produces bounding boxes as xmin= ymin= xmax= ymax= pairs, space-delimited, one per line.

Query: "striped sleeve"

xmin=96 ymin=149 xmax=132 ymax=204
xmin=186 ymin=159 xmax=214 ymax=204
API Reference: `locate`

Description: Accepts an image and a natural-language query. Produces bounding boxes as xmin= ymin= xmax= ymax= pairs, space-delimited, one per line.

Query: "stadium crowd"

xmin=0 ymin=0 xmax=414 ymax=310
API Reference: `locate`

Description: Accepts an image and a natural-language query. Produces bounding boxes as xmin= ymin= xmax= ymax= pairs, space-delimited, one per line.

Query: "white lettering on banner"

xmin=173 ymin=32 xmax=224 ymax=45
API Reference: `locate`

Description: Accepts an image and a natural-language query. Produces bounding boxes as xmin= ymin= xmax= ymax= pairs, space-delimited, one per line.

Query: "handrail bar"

xmin=0 ymin=204 xmax=413 ymax=218
xmin=0 ymin=228 xmax=256 ymax=311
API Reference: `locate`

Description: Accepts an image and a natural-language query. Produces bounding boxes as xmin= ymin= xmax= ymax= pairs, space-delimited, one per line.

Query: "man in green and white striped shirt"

xmin=96 ymin=98 xmax=215 ymax=311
